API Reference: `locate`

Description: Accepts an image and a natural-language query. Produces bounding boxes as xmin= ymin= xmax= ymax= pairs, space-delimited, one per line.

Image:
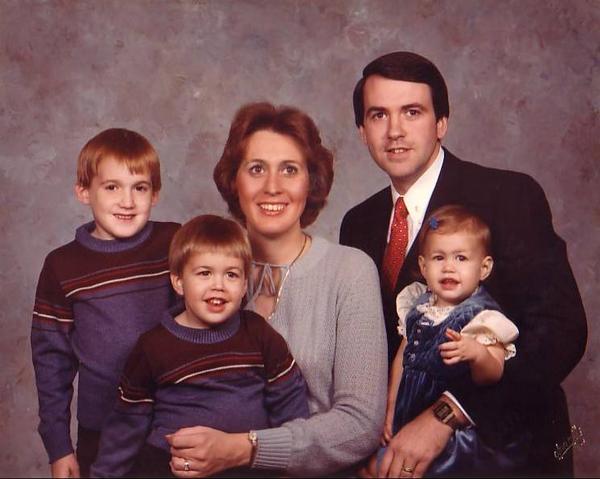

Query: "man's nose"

xmin=387 ymin=113 xmax=406 ymax=139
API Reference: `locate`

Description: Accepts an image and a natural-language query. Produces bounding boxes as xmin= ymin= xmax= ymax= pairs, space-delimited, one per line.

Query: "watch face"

xmin=434 ymin=402 xmax=451 ymax=417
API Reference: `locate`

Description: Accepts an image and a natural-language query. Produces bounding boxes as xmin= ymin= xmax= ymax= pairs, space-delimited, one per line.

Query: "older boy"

xmin=91 ymin=215 xmax=309 ymax=478
xmin=31 ymin=128 xmax=180 ymax=477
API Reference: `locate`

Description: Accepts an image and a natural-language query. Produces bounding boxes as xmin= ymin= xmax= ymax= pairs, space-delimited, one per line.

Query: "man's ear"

xmin=436 ymin=116 xmax=448 ymax=141
xmin=75 ymin=184 xmax=90 ymax=205
xmin=358 ymin=125 xmax=368 ymax=145
xmin=170 ymin=273 xmax=184 ymax=296
xmin=480 ymin=256 xmax=494 ymax=282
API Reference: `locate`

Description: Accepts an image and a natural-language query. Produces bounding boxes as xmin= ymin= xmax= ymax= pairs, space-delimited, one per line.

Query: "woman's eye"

xmin=283 ymin=165 xmax=298 ymax=175
xmin=248 ymin=164 xmax=264 ymax=175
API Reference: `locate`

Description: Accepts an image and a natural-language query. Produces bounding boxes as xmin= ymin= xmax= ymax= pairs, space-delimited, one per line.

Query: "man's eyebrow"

xmin=365 ymin=106 xmax=387 ymax=114
xmin=401 ymin=103 xmax=427 ymax=110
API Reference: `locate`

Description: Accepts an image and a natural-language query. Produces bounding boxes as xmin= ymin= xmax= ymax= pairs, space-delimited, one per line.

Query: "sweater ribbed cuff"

xmin=42 ymin=425 xmax=74 ymax=464
xmin=253 ymin=427 xmax=292 ymax=471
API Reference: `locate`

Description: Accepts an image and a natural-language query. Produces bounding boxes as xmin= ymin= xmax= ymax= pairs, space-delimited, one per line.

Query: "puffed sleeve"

xmin=461 ymin=310 xmax=519 ymax=359
xmin=395 ymin=282 xmax=427 ymax=338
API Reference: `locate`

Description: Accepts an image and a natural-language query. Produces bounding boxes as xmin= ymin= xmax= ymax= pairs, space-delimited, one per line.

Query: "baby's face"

xmin=418 ymin=231 xmax=493 ymax=307
xmin=171 ymin=251 xmax=247 ymax=329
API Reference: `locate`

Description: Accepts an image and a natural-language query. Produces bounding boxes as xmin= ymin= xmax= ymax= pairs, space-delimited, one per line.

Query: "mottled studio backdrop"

xmin=0 ymin=0 xmax=598 ymax=476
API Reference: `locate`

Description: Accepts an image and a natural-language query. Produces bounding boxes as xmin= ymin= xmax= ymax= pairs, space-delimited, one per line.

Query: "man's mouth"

xmin=386 ymin=147 xmax=410 ymax=154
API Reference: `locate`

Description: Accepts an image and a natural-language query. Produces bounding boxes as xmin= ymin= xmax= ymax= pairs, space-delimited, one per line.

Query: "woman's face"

xmin=235 ymin=129 xmax=310 ymax=239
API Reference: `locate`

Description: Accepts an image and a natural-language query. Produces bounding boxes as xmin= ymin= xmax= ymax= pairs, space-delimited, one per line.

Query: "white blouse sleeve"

xmin=461 ymin=310 xmax=519 ymax=359
xmin=395 ymin=282 xmax=427 ymax=338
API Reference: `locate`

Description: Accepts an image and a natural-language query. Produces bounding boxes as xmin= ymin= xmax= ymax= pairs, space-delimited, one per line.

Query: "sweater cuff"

xmin=42 ymin=427 xmax=74 ymax=464
xmin=253 ymin=427 xmax=292 ymax=471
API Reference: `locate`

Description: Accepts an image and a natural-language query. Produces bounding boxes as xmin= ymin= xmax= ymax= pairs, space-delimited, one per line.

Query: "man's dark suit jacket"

xmin=339 ymin=149 xmax=587 ymax=475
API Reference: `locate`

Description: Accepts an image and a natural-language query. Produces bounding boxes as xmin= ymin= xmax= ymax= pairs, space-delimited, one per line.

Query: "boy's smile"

xmin=75 ymin=156 xmax=158 ymax=240
xmin=171 ymin=251 xmax=247 ymax=329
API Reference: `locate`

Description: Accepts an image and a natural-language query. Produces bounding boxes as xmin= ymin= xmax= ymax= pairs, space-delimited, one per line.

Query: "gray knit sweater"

xmin=250 ymin=236 xmax=387 ymax=476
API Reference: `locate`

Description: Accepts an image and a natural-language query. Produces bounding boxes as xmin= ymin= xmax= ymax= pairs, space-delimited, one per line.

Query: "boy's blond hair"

xmin=76 ymin=128 xmax=161 ymax=191
xmin=169 ymin=215 xmax=252 ymax=278
xmin=418 ymin=204 xmax=492 ymax=255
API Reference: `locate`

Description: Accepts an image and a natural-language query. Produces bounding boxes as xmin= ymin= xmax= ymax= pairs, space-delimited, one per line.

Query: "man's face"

xmin=359 ymin=75 xmax=448 ymax=194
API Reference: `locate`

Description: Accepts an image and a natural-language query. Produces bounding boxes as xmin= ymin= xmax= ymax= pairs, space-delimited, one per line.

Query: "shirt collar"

xmin=390 ymin=146 xmax=445 ymax=221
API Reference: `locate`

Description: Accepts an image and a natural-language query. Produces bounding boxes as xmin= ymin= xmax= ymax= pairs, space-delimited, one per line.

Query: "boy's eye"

xmin=105 ymin=184 xmax=118 ymax=191
xmin=197 ymin=270 xmax=211 ymax=277
xmin=226 ymin=271 xmax=240 ymax=279
xmin=135 ymin=184 xmax=150 ymax=192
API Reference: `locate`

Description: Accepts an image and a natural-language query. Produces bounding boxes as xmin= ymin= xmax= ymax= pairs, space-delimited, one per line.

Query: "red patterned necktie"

xmin=382 ymin=197 xmax=409 ymax=292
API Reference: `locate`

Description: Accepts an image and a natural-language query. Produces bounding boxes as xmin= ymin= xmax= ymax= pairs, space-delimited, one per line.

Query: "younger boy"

xmin=31 ymin=128 xmax=180 ymax=477
xmin=90 ymin=215 xmax=309 ymax=477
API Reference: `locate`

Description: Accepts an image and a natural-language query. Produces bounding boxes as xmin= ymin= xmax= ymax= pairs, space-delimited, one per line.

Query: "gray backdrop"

xmin=1 ymin=0 xmax=598 ymax=476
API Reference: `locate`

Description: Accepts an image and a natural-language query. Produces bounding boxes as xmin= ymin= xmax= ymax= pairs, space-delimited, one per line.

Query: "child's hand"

xmin=438 ymin=328 xmax=486 ymax=365
xmin=51 ymin=453 xmax=80 ymax=478
xmin=382 ymin=412 xmax=394 ymax=446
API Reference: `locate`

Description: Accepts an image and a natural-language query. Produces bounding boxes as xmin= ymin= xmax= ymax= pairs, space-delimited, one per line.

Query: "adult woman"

xmin=167 ymin=102 xmax=387 ymax=476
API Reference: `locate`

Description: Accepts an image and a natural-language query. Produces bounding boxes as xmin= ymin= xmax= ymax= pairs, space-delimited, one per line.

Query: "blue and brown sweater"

xmin=31 ymin=220 xmax=180 ymax=463
xmin=91 ymin=309 xmax=309 ymax=478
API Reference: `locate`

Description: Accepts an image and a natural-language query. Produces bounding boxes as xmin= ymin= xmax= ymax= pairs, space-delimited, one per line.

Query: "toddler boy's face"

xmin=75 ymin=156 xmax=158 ymax=240
xmin=171 ymin=251 xmax=247 ymax=329
xmin=418 ymin=231 xmax=493 ymax=308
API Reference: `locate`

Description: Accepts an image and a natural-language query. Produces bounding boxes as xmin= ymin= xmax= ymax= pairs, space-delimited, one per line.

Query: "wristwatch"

xmin=248 ymin=430 xmax=258 ymax=465
xmin=432 ymin=400 xmax=462 ymax=430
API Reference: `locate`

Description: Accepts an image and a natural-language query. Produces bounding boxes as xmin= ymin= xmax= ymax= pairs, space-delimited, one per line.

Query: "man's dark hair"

xmin=353 ymin=51 xmax=450 ymax=127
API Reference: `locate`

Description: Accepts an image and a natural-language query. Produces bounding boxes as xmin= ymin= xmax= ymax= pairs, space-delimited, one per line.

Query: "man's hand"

xmin=167 ymin=426 xmax=251 ymax=478
xmin=378 ymin=407 xmax=453 ymax=478
xmin=51 ymin=453 xmax=80 ymax=478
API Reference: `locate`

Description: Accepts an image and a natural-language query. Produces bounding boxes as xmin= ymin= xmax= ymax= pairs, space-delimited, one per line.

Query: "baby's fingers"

xmin=445 ymin=328 xmax=462 ymax=341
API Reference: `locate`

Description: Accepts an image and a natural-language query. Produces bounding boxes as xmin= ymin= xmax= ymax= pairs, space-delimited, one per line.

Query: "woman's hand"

xmin=167 ymin=426 xmax=252 ymax=477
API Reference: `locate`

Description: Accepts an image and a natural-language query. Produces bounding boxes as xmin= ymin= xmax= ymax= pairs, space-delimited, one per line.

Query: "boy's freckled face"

xmin=75 ymin=156 xmax=158 ymax=240
xmin=418 ymin=232 xmax=493 ymax=307
xmin=171 ymin=251 xmax=247 ymax=329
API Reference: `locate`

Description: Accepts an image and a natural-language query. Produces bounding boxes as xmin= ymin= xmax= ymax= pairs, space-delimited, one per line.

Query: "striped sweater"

xmin=91 ymin=309 xmax=309 ymax=478
xmin=31 ymin=220 xmax=180 ymax=463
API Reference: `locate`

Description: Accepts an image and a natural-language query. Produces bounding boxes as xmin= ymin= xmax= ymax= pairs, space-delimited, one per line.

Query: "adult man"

xmin=340 ymin=51 xmax=587 ymax=477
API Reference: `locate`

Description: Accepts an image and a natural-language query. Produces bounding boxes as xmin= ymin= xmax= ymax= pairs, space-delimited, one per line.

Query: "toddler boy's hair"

xmin=169 ymin=215 xmax=252 ymax=277
xmin=76 ymin=128 xmax=161 ymax=191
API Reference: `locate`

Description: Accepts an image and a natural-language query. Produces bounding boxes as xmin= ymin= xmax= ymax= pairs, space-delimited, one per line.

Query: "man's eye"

xmin=406 ymin=109 xmax=420 ymax=117
xmin=371 ymin=111 xmax=386 ymax=120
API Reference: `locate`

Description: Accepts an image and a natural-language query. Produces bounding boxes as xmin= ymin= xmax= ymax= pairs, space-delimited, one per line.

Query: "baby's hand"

xmin=438 ymin=328 xmax=486 ymax=365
